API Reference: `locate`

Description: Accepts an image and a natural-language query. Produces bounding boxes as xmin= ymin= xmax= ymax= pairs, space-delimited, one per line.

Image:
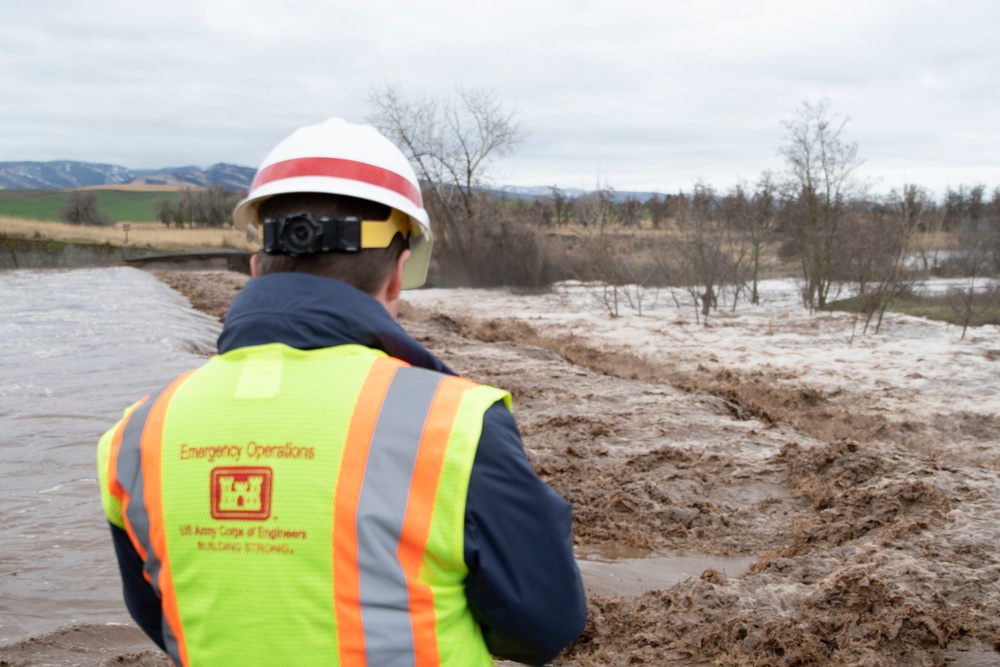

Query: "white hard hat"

xmin=233 ymin=118 xmax=433 ymax=289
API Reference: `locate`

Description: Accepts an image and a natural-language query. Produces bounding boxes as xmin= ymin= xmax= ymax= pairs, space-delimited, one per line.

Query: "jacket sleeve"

xmin=464 ymin=400 xmax=587 ymax=665
xmin=109 ymin=523 xmax=166 ymax=651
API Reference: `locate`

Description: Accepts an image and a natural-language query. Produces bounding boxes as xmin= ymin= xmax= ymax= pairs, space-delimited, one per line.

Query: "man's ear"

xmin=385 ymin=249 xmax=411 ymax=305
xmin=250 ymin=253 xmax=260 ymax=278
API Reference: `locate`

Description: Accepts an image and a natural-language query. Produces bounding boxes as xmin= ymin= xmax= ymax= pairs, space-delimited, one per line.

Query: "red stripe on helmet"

xmin=251 ymin=157 xmax=423 ymax=208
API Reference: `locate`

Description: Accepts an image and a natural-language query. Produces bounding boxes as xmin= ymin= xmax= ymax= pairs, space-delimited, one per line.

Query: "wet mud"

xmin=399 ymin=309 xmax=1000 ymax=666
xmin=0 ymin=624 xmax=169 ymax=666
xmin=7 ymin=270 xmax=999 ymax=666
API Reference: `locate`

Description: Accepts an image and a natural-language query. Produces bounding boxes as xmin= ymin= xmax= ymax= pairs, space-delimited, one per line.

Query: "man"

xmin=97 ymin=118 xmax=587 ymax=666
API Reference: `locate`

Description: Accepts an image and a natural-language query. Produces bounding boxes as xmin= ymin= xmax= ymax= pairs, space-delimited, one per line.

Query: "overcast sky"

xmin=2 ymin=0 xmax=998 ymax=198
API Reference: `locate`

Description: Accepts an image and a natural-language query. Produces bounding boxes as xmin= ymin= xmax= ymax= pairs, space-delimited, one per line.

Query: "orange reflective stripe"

xmin=334 ymin=356 xmax=405 ymax=666
xmin=398 ymin=377 xmax=475 ymax=667
xmin=141 ymin=370 xmax=195 ymax=667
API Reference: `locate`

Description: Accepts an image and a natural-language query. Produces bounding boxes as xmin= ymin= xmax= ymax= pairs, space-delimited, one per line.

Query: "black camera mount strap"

xmin=261 ymin=209 xmax=412 ymax=257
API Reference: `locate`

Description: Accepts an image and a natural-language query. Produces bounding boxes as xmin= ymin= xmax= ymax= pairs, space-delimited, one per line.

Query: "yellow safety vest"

xmin=98 ymin=342 xmax=507 ymax=667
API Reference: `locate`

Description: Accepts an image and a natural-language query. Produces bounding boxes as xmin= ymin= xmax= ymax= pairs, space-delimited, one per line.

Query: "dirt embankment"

xmin=151 ymin=269 xmax=249 ymax=321
xmin=8 ymin=270 xmax=997 ymax=667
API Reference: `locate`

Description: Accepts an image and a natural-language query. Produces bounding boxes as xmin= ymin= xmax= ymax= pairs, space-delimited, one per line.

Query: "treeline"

xmin=155 ymin=186 xmax=245 ymax=228
xmin=365 ymin=89 xmax=997 ymax=332
xmin=59 ymin=191 xmax=114 ymax=226
xmin=428 ymin=179 xmax=1000 ymax=299
xmin=56 ymin=186 xmax=246 ymax=227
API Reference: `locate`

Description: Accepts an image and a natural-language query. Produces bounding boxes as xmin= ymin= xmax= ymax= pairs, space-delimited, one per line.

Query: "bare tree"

xmin=530 ymin=197 xmax=555 ymax=227
xmin=670 ymin=182 xmax=732 ymax=320
xmin=199 ymin=185 xmax=243 ymax=228
xmin=155 ymin=197 xmax=174 ymax=227
xmin=779 ymin=98 xmax=867 ymax=309
xmin=575 ymin=182 xmax=623 ymax=316
xmin=944 ymin=184 xmax=986 ymax=232
xmin=176 ymin=188 xmax=197 ymax=228
xmin=155 ymin=186 xmax=243 ymax=229
xmin=947 ymin=191 xmax=1000 ymax=338
xmin=549 ymin=186 xmax=572 ymax=226
xmin=988 ymin=187 xmax=1000 ymax=272
xmin=870 ymin=186 xmax=925 ymax=330
xmin=906 ymin=184 xmax=947 ymax=276
xmin=646 ymin=193 xmax=668 ymax=230
xmin=60 ymin=191 xmax=113 ymax=226
xmin=835 ymin=186 xmax=925 ymax=336
xmin=570 ymin=181 xmax=659 ymax=317
xmin=573 ymin=184 xmax=615 ymax=231
xmin=943 ymin=184 xmax=1000 ymax=275
xmin=367 ymin=84 xmax=525 ymax=285
xmin=617 ymin=196 xmax=644 ymax=228
xmin=720 ymin=173 xmax=777 ymax=305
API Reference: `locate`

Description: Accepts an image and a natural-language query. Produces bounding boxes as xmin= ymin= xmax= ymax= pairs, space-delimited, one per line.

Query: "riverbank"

xmin=150 ymin=269 xmax=249 ymax=320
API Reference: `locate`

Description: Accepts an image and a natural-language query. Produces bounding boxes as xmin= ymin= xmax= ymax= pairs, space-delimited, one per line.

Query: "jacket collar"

xmin=217 ymin=272 xmax=454 ymax=375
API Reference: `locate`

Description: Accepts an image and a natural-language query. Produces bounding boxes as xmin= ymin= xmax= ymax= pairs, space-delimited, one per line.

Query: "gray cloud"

xmin=1 ymin=0 xmax=998 ymax=197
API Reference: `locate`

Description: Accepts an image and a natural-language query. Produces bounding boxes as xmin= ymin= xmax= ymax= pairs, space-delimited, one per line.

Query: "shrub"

xmin=60 ymin=191 xmax=113 ymax=226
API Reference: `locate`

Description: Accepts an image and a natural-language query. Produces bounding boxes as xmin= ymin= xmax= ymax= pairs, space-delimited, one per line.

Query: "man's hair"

xmin=255 ymin=193 xmax=408 ymax=295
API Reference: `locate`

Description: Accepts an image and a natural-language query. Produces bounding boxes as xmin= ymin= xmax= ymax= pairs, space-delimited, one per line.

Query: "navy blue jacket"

xmin=111 ymin=272 xmax=586 ymax=666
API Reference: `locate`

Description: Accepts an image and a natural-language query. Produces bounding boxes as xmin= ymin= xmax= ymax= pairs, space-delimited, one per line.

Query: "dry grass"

xmin=0 ymin=216 xmax=259 ymax=251
xmin=911 ymin=230 xmax=958 ymax=251
xmin=544 ymin=218 xmax=683 ymax=240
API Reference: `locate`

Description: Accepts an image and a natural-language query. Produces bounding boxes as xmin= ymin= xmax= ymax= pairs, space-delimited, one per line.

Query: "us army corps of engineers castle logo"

xmin=210 ymin=466 xmax=273 ymax=520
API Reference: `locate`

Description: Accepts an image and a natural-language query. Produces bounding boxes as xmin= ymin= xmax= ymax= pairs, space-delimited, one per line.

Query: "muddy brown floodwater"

xmin=5 ymin=269 xmax=1000 ymax=667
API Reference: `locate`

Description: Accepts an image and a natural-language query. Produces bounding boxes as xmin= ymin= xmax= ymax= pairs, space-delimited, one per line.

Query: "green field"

xmin=0 ymin=189 xmax=180 ymax=222
xmin=826 ymin=292 xmax=1000 ymax=328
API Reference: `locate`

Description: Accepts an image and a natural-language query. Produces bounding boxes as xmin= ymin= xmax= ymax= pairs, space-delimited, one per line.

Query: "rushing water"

xmin=0 ymin=267 xmax=220 ymax=644
xmin=0 ymin=267 xmax=757 ymax=649
xmin=574 ymin=546 xmax=753 ymax=598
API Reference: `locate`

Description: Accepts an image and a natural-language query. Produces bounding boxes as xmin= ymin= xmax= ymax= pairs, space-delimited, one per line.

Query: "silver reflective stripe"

xmin=117 ymin=394 xmax=157 ymax=588
xmin=161 ymin=614 xmax=181 ymax=665
xmin=356 ymin=366 xmax=443 ymax=667
xmin=114 ymin=385 xmax=182 ymax=666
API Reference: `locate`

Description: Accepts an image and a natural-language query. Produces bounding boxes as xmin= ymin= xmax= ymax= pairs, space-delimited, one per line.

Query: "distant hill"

xmin=0 ymin=160 xmax=665 ymax=202
xmin=0 ymin=161 xmax=254 ymax=191
xmin=130 ymin=164 xmax=256 ymax=191
xmin=0 ymin=161 xmax=134 ymax=189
